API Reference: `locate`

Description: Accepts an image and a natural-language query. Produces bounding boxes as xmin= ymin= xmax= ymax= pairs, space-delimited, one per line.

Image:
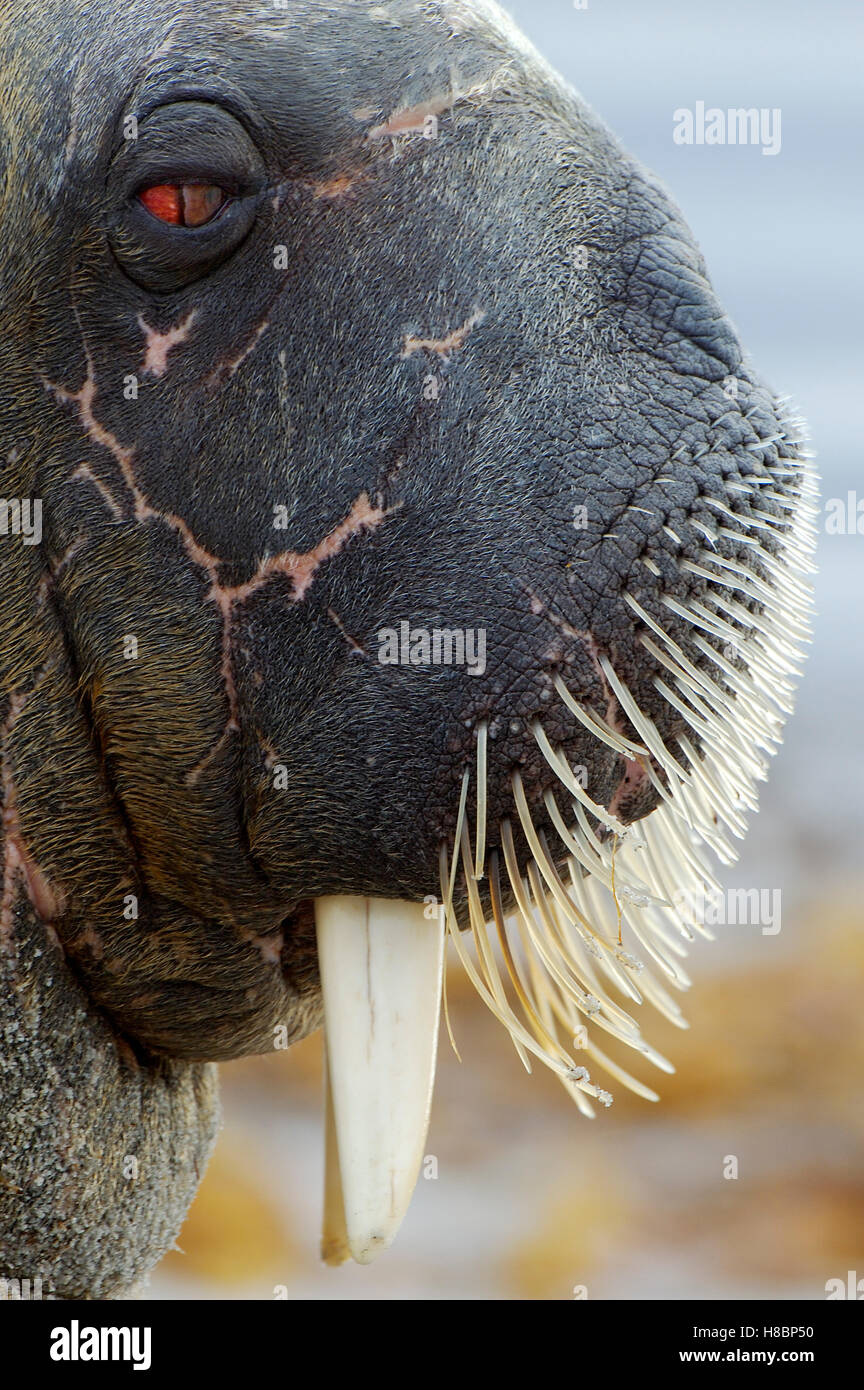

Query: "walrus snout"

xmin=238 ymin=365 xmax=804 ymax=914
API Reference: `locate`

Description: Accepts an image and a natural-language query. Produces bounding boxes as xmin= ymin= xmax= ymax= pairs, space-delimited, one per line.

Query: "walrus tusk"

xmin=321 ymin=1044 xmax=351 ymax=1267
xmin=315 ymin=896 xmax=444 ymax=1264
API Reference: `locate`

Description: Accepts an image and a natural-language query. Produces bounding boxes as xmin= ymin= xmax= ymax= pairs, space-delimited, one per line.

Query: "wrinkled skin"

xmin=0 ymin=0 xmax=805 ymax=1296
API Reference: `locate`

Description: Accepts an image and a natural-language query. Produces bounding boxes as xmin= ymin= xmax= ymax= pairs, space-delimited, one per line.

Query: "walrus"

xmin=0 ymin=0 xmax=815 ymax=1295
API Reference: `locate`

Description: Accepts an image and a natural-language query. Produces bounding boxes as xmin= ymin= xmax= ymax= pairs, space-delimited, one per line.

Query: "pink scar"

xmin=138 ymin=310 xmax=197 ymax=377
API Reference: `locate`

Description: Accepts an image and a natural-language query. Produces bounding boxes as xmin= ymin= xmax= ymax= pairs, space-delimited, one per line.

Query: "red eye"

xmin=138 ymin=183 xmax=228 ymax=228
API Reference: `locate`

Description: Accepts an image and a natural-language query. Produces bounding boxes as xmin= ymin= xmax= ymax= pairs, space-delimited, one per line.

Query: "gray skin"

xmin=0 ymin=0 xmax=803 ymax=1296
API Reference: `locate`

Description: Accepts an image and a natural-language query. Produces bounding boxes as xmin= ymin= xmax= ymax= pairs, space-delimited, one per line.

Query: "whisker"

xmin=554 ymin=675 xmax=648 ymax=758
xmin=473 ymin=721 xmax=488 ymax=880
xmin=446 ymin=766 xmax=471 ymax=912
xmin=531 ymin=721 xmax=628 ymax=836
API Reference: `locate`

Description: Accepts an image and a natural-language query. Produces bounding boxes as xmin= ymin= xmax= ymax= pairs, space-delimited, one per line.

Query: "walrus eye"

xmin=108 ymin=100 xmax=266 ymax=291
xmin=138 ymin=182 xmax=230 ymax=228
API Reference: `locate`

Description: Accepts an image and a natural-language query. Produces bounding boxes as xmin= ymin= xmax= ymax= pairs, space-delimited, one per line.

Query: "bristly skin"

xmin=0 ymin=0 xmax=816 ymax=1295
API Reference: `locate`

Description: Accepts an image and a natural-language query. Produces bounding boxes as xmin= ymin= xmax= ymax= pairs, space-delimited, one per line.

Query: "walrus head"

xmin=1 ymin=0 xmax=815 ymax=1281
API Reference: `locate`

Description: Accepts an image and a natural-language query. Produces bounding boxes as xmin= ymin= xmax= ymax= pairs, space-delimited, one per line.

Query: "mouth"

xmin=310 ymin=414 xmax=817 ymax=1265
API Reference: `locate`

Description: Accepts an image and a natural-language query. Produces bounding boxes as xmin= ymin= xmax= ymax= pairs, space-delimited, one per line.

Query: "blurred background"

xmin=149 ymin=0 xmax=863 ymax=1300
